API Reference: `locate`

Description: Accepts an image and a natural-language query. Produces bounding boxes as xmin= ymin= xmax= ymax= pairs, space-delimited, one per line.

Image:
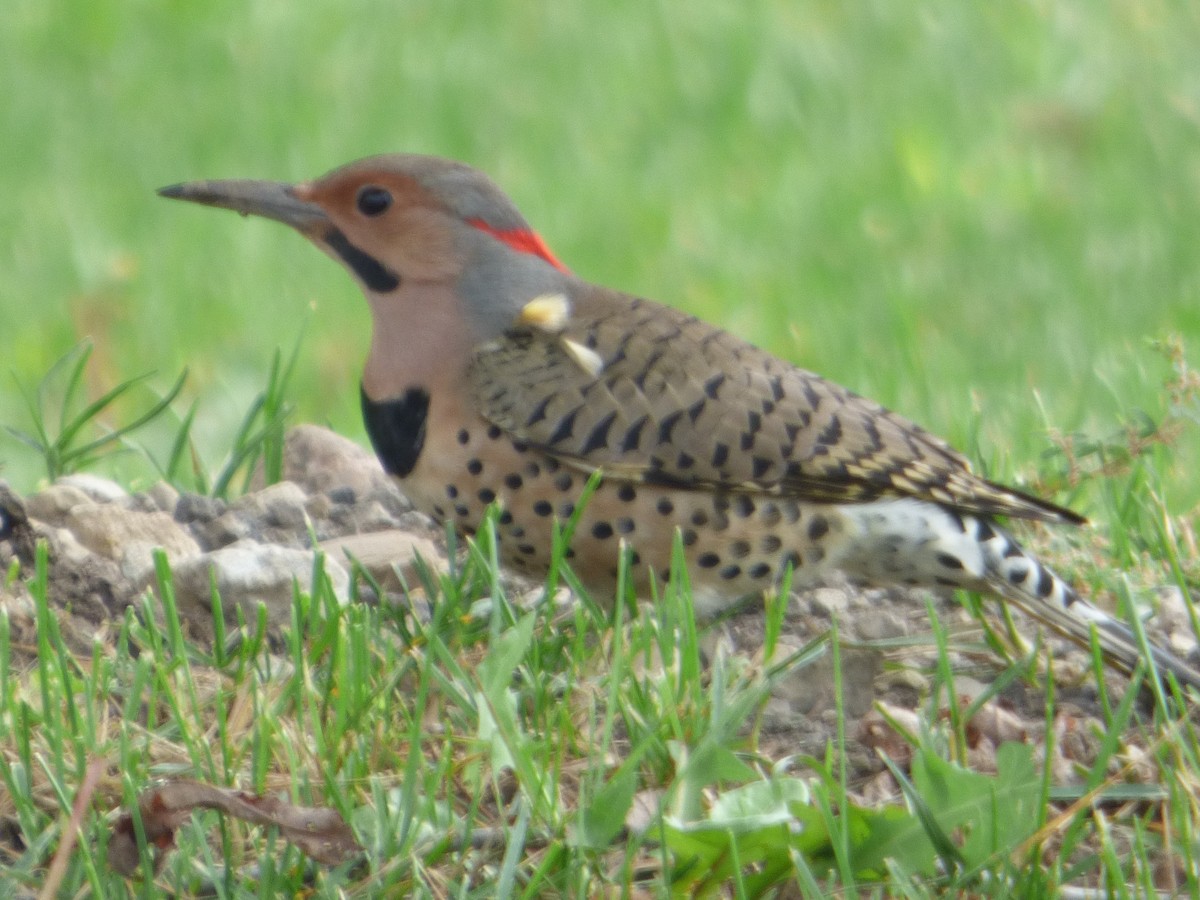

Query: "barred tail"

xmin=975 ymin=517 xmax=1200 ymax=691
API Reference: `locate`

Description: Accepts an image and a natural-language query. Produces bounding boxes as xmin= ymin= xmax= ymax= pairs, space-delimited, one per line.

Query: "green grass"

xmin=3 ymin=521 xmax=1200 ymax=896
xmin=2 ymin=1 xmax=1198 ymax=508
xmin=3 ymin=1 xmax=1200 ymax=895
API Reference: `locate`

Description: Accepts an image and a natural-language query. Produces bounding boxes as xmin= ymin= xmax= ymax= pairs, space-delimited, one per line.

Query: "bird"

xmin=160 ymin=153 xmax=1200 ymax=690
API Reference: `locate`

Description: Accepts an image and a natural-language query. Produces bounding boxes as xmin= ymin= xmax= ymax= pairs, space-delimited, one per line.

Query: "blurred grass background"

xmin=2 ymin=0 xmax=1198 ymax=512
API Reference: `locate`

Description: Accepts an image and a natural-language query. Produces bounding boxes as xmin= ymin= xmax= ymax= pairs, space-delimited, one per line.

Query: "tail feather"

xmin=834 ymin=499 xmax=1198 ymax=690
xmin=975 ymin=517 xmax=1200 ymax=691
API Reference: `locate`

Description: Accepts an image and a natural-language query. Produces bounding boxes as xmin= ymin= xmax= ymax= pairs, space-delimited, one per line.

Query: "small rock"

xmin=327 ymin=486 xmax=357 ymax=505
xmin=968 ymin=698 xmax=1028 ymax=745
xmin=40 ymin=524 xmax=96 ymax=567
xmin=18 ymin=525 xmax=127 ymax=627
xmin=57 ymin=473 xmax=127 ymax=504
xmin=143 ymin=481 xmax=181 ymax=514
xmin=769 ymin=643 xmax=879 ymax=718
xmin=1152 ymin=585 xmax=1200 ymax=657
xmin=166 ymin=543 xmax=350 ymax=640
xmin=348 ymin=500 xmax=404 ymax=533
xmin=319 ymin=530 xmax=447 ymax=592
xmin=304 ymin=492 xmax=332 ymax=522
xmin=1170 ymin=631 xmax=1198 ymax=657
xmin=1155 ymin=585 xmax=1190 ymax=625
xmin=174 ymin=493 xmax=226 ymax=525
xmin=120 ymin=539 xmax=201 ymax=584
xmin=808 ymin=587 xmax=853 ymax=618
xmin=282 ymin=425 xmax=402 ymax=502
xmin=880 ymin=667 xmax=930 ymax=694
xmin=368 ymin=483 xmax=414 ymax=521
xmin=253 ymin=481 xmax=309 ymax=530
xmin=25 ymin=484 xmax=95 ymax=526
xmin=192 ymin=511 xmax=254 ymax=549
xmin=64 ymin=505 xmax=200 ymax=564
xmin=854 ymin=609 xmax=907 ymax=641
xmin=0 ymin=576 xmax=34 ymax=618
xmin=123 ymin=492 xmax=162 ymax=514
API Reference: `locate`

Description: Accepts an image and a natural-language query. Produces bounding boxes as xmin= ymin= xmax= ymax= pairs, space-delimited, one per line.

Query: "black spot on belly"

xmin=361 ymin=385 xmax=429 ymax=478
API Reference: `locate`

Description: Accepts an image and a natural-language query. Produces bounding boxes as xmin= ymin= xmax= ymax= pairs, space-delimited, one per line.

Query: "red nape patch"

xmin=467 ymin=218 xmax=570 ymax=273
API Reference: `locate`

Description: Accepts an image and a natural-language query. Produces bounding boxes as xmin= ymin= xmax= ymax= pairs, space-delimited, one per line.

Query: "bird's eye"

xmin=356 ymin=186 xmax=393 ymax=217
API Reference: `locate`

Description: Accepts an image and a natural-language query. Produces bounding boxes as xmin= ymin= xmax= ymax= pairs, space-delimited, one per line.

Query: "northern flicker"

xmin=161 ymin=154 xmax=1200 ymax=690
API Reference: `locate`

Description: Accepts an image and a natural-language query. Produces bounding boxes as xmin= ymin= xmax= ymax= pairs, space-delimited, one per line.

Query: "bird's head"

xmin=160 ymin=154 xmax=571 ymax=344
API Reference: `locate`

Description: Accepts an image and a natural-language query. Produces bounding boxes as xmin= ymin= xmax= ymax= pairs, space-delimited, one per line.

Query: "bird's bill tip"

xmin=157 ymin=178 xmax=328 ymax=232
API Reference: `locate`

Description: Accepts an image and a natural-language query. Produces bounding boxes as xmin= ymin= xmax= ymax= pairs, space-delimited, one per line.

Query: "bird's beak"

xmin=158 ymin=179 xmax=329 ymax=236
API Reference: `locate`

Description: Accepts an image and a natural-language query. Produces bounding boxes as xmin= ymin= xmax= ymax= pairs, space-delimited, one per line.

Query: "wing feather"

xmin=468 ymin=287 xmax=1083 ymax=525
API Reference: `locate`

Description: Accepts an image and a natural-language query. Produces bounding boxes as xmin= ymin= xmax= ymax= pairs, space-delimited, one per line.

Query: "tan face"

xmin=295 ymin=169 xmax=466 ymax=286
